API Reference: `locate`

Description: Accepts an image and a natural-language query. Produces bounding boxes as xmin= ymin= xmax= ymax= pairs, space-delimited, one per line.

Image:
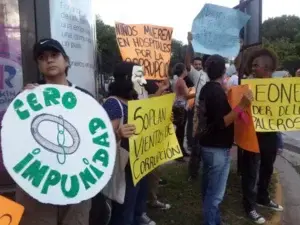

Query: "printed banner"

xmin=1 ymin=85 xmax=116 ymax=205
xmin=50 ymin=0 xmax=97 ymax=95
xmin=0 ymin=195 xmax=24 ymax=225
xmin=128 ymin=94 xmax=182 ymax=185
xmin=0 ymin=0 xmax=24 ymax=172
xmin=192 ymin=3 xmax=250 ymax=57
xmin=242 ymin=77 xmax=300 ymax=132
xmin=228 ymin=85 xmax=259 ymax=153
xmin=115 ymin=22 xmax=173 ymax=80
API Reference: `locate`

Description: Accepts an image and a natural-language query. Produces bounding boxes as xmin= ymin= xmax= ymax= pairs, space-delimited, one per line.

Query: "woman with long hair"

xmin=172 ymin=63 xmax=195 ymax=158
xmin=103 ymin=61 xmax=155 ymax=225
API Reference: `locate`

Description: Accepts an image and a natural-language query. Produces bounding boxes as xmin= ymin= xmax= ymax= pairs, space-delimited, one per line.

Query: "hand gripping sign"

xmin=1 ymin=85 xmax=116 ymax=205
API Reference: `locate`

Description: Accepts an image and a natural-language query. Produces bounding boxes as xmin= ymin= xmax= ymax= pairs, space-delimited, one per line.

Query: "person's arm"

xmin=205 ymin=89 xmax=252 ymax=130
xmin=103 ymin=98 xmax=135 ymax=140
xmin=177 ymin=78 xmax=195 ymax=100
xmin=147 ymin=79 xmax=170 ymax=98
xmin=185 ymin=32 xmax=194 ymax=72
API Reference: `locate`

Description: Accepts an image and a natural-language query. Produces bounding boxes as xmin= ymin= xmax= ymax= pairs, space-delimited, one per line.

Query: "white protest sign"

xmin=49 ymin=0 xmax=97 ymax=95
xmin=1 ymin=85 xmax=116 ymax=205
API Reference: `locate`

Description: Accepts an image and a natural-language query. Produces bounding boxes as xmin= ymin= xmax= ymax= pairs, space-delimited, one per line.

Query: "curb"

xmin=267 ymin=171 xmax=283 ymax=225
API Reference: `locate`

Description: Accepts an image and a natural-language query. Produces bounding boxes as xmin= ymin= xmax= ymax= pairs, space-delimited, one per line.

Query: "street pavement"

xmin=282 ymin=131 xmax=300 ymax=153
xmin=276 ymin=131 xmax=300 ymax=225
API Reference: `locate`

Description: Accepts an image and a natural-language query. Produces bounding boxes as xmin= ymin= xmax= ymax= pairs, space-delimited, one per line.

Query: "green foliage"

xmin=262 ymin=15 xmax=300 ymax=74
xmin=95 ymin=15 xmax=300 ymax=76
xmin=96 ymin=17 xmax=121 ymax=74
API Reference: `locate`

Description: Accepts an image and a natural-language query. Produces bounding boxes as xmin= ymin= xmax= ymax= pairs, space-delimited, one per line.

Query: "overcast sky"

xmin=95 ymin=0 xmax=299 ymax=43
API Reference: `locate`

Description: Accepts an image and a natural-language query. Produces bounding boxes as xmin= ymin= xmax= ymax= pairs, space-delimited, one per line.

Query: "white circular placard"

xmin=1 ymin=84 xmax=116 ymax=205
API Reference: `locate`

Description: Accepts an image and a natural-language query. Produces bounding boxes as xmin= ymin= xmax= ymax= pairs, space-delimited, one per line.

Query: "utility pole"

xmin=237 ymin=0 xmax=262 ymax=47
xmin=236 ymin=0 xmax=262 ymax=174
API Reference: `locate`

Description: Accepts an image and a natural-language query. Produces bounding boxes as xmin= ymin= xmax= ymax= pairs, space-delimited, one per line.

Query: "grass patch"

xmin=148 ymin=162 xmax=277 ymax=225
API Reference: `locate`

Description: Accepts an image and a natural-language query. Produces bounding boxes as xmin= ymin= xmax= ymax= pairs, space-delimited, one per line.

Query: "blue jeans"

xmin=201 ymin=147 xmax=231 ymax=225
xmin=110 ymin=167 xmax=148 ymax=225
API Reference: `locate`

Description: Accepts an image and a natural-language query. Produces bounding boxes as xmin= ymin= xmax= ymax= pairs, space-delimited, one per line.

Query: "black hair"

xmin=202 ymin=54 xmax=211 ymax=70
xmin=173 ymin=63 xmax=186 ymax=76
xmin=108 ymin=79 xmax=138 ymax=100
xmin=184 ymin=76 xmax=194 ymax=88
xmin=64 ymin=55 xmax=70 ymax=76
xmin=246 ymin=48 xmax=278 ymax=73
xmin=108 ymin=61 xmax=139 ymax=100
xmin=205 ymin=55 xmax=226 ymax=80
xmin=113 ymin=61 xmax=139 ymax=80
xmin=193 ymin=57 xmax=202 ymax=62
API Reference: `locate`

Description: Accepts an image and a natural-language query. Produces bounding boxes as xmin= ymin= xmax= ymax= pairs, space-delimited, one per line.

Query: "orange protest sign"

xmin=115 ymin=22 xmax=173 ymax=80
xmin=0 ymin=195 xmax=24 ymax=225
xmin=227 ymin=85 xmax=259 ymax=153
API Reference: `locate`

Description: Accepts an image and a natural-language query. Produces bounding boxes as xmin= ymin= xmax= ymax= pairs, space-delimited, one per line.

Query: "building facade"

xmin=0 ymin=0 xmax=97 ymax=191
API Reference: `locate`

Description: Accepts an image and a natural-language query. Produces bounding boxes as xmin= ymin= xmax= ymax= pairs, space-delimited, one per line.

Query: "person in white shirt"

xmin=225 ymin=64 xmax=239 ymax=89
xmin=185 ymin=32 xmax=210 ymax=181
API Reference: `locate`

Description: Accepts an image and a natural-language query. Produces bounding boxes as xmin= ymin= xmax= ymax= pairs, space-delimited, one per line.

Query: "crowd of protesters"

xmin=12 ymin=28 xmax=300 ymax=225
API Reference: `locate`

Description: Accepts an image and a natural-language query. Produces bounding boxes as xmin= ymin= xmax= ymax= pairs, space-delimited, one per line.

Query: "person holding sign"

xmin=241 ymin=48 xmax=284 ymax=224
xmin=15 ymin=39 xmax=94 ymax=225
xmin=172 ymin=63 xmax=196 ymax=160
xmin=196 ymin=55 xmax=253 ymax=225
xmin=102 ymin=62 xmax=156 ymax=225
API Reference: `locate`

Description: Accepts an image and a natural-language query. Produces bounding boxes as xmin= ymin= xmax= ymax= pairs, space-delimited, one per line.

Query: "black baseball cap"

xmin=33 ymin=38 xmax=67 ymax=60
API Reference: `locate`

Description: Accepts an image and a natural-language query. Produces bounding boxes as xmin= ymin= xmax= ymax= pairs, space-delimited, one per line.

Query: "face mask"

xmin=131 ymin=65 xmax=147 ymax=99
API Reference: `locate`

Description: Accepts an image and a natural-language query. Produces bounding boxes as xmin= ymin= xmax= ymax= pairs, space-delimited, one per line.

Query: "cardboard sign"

xmin=0 ymin=195 xmax=24 ymax=225
xmin=1 ymin=85 xmax=116 ymax=205
xmin=192 ymin=3 xmax=250 ymax=57
xmin=227 ymin=85 xmax=259 ymax=153
xmin=115 ymin=22 xmax=173 ymax=80
xmin=242 ymin=77 xmax=300 ymax=132
xmin=128 ymin=94 xmax=182 ymax=185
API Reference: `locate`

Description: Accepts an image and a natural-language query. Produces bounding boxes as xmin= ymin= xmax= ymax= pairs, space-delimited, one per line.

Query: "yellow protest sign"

xmin=242 ymin=77 xmax=300 ymax=132
xmin=128 ymin=94 xmax=182 ymax=185
xmin=115 ymin=22 xmax=173 ymax=80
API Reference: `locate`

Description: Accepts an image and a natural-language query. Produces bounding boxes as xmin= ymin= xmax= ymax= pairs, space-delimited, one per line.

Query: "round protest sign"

xmin=1 ymin=84 xmax=116 ymax=205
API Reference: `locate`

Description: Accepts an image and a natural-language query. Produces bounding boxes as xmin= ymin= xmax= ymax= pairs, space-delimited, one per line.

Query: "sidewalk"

xmin=275 ymin=154 xmax=300 ymax=225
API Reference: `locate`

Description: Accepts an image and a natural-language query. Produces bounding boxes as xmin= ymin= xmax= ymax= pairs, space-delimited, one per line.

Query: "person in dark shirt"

xmin=17 ymin=38 xmax=93 ymax=225
xmin=102 ymin=62 xmax=156 ymax=225
xmin=241 ymin=49 xmax=284 ymax=224
xmin=197 ymin=55 xmax=253 ymax=225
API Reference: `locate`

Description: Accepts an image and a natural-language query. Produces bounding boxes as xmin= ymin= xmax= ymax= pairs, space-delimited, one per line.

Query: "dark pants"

xmin=174 ymin=109 xmax=187 ymax=155
xmin=187 ymin=107 xmax=202 ymax=178
xmin=188 ymin=140 xmax=201 ymax=179
xmin=90 ymin=193 xmax=110 ymax=225
xmin=109 ymin=168 xmax=148 ymax=225
xmin=186 ymin=108 xmax=194 ymax=150
xmin=241 ymin=145 xmax=277 ymax=213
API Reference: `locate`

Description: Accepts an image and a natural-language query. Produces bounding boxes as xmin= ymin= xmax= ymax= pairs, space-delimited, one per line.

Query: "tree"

xmin=96 ymin=17 xmax=121 ymax=74
xmin=262 ymin=15 xmax=300 ymax=41
xmin=262 ymin=15 xmax=300 ymax=74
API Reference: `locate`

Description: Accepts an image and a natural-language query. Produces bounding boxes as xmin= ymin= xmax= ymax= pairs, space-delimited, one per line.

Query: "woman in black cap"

xmin=196 ymin=55 xmax=253 ymax=225
xmin=17 ymin=38 xmax=94 ymax=225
